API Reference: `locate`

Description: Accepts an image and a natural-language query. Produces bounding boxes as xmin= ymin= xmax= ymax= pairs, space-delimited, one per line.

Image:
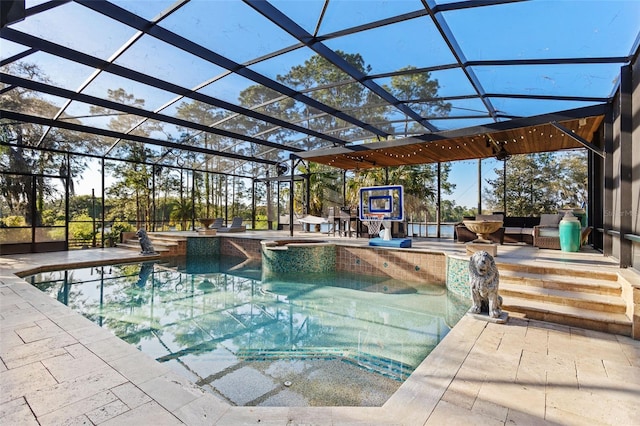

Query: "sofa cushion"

xmin=522 ymin=227 xmax=535 ymax=236
xmin=538 ymin=227 xmax=560 ymax=237
xmin=504 ymin=227 xmax=524 ymax=234
xmin=539 ymin=213 xmax=563 ymax=226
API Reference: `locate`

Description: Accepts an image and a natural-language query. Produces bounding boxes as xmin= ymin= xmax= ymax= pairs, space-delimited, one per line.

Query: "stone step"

xmin=116 ymin=232 xmax=189 ymax=256
xmin=124 ymin=238 xmax=178 ymax=248
xmin=496 ymin=261 xmax=619 ymax=281
xmin=120 ymin=238 xmax=179 ymax=255
xmin=499 ymin=270 xmax=622 ymax=296
xmin=488 ymin=261 xmax=631 ymax=336
xmin=116 ymin=242 xmax=172 ymax=254
xmin=502 ymin=295 xmax=631 ymax=336
xmin=500 ymin=283 xmax=627 ymax=314
xmin=148 ymin=232 xmax=190 ymax=242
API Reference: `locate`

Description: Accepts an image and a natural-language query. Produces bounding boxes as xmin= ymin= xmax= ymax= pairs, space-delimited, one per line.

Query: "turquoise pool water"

xmin=27 ymin=256 xmax=469 ymax=407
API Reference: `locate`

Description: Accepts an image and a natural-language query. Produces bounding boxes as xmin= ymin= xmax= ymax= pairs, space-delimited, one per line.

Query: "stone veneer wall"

xmin=335 ymin=246 xmax=446 ymax=284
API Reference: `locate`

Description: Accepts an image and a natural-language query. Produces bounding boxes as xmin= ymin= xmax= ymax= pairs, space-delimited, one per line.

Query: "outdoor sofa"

xmin=456 ymin=214 xmax=544 ymax=245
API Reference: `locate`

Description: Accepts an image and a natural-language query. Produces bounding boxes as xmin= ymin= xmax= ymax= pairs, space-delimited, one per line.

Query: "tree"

xmin=387 ymin=67 xmax=451 ymax=134
xmin=1 ymin=62 xmax=100 ymax=227
xmin=90 ymin=89 xmax=164 ymax=228
xmin=556 ymin=151 xmax=588 ymax=208
xmin=170 ymin=198 xmax=193 ymax=231
xmin=70 ymin=194 xmax=103 ymax=219
xmin=293 ymin=163 xmax=343 ymax=217
xmin=277 ymin=50 xmax=391 ymax=149
xmin=67 ymin=213 xmax=97 ymax=246
xmin=174 ymin=100 xmax=229 ymax=217
xmin=440 ymin=200 xmax=476 ymax=222
xmin=484 ymin=151 xmax=588 ymax=216
xmin=277 ymin=53 xmax=453 ymax=217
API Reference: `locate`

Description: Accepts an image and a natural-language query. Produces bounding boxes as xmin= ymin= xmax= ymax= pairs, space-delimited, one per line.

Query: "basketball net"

xmin=364 ymin=214 xmax=390 ymax=238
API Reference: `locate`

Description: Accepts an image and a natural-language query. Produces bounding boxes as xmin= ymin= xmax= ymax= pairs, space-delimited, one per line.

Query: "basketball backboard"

xmin=358 ymin=185 xmax=404 ymax=221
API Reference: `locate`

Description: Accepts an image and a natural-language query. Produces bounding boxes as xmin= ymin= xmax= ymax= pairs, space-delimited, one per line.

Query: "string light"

xmin=318 ymin=123 xmax=587 ymax=167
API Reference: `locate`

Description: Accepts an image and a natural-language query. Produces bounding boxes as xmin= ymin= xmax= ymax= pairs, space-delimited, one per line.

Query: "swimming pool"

xmin=26 ymin=255 xmax=469 ymax=407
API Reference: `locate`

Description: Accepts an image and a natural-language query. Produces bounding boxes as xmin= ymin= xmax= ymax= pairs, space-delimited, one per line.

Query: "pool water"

xmin=27 ymin=255 xmax=469 ymax=407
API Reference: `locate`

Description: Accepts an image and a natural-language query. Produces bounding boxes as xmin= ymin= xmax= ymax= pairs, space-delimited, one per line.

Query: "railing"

xmin=405 ymin=221 xmax=457 ymax=239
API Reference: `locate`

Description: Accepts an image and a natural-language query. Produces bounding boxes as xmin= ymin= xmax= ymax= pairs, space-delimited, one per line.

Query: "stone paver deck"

xmin=1 ymin=234 xmax=638 ymax=425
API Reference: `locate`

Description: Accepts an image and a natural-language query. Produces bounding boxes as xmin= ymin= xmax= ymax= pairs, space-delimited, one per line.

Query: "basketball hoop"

xmin=359 ymin=185 xmax=404 ymax=240
xmin=364 ymin=213 xmax=385 ymax=237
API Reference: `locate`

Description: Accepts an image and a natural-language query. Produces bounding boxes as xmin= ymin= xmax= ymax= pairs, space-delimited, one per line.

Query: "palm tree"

xmin=170 ymin=199 xmax=193 ymax=231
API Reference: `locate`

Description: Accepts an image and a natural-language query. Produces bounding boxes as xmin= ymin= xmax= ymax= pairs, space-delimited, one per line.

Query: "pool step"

xmin=236 ymin=348 xmax=414 ymax=381
xmin=236 ymin=348 xmax=343 ymax=361
xmin=495 ymin=262 xmax=631 ymax=336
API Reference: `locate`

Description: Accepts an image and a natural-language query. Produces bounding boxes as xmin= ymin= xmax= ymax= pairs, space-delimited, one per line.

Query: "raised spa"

xmin=261 ymin=239 xmax=335 ymax=275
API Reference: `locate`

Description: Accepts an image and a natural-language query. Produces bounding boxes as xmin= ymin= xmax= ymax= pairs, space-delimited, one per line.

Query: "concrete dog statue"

xmin=469 ymin=250 xmax=502 ymax=318
xmin=135 ymin=228 xmax=156 ymax=255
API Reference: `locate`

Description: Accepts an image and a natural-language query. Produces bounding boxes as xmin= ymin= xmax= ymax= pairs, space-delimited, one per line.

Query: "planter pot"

xmin=559 ymin=212 xmax=581 ymax=252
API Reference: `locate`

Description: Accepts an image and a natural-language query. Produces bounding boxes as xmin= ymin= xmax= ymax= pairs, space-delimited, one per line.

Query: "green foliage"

xmin=440 ymin=201 xmax=476 ymax=222
xmin=170 ymin=199 xmax=194 ymax=231
xmin=106 ymin=220 xmax=134 ymax=245
xmin=484 ymin=151 xmax=588 ymax=216
xmin=1 ymin=55 xmax=463 ymax=234
xmin=70 ymin=194 xmax=103 ymax=218
xmin=277 ymin=51 xmax=392 ymax=145
xmin=40 ymin=209 xmax=61 ymax=226
xmin=556 ymin=152 xmax=588 ymax=207
xmin=69 ymin=213 xmax=96 ymax=243
xmin=293 ymin=163 xmax=343 ymax=216
xmin=1 ymin=216 xmax=26 ymax=227
xmin=1 ymin=63 xmax=101 ymax=224
xmin=387 ymin=66 xmax=452 ymax=134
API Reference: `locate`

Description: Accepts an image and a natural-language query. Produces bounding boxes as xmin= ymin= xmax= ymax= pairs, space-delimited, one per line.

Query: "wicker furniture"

xmin=533 ymin=226 xmax=561 ymax=249
xmin=532 ymin=213 xmax=564 ymax=249
xmin=458 ymin=215 xmax=548 ymax=245
xmin=534 ymin=224 xmax=593 ymax=250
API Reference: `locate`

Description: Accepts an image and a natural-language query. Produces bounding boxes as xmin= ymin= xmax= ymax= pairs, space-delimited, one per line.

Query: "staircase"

xmin=497 ymin=262 xmax=631 ymax=336
xmin=117 ymin=232 xmax=188 ymax=256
